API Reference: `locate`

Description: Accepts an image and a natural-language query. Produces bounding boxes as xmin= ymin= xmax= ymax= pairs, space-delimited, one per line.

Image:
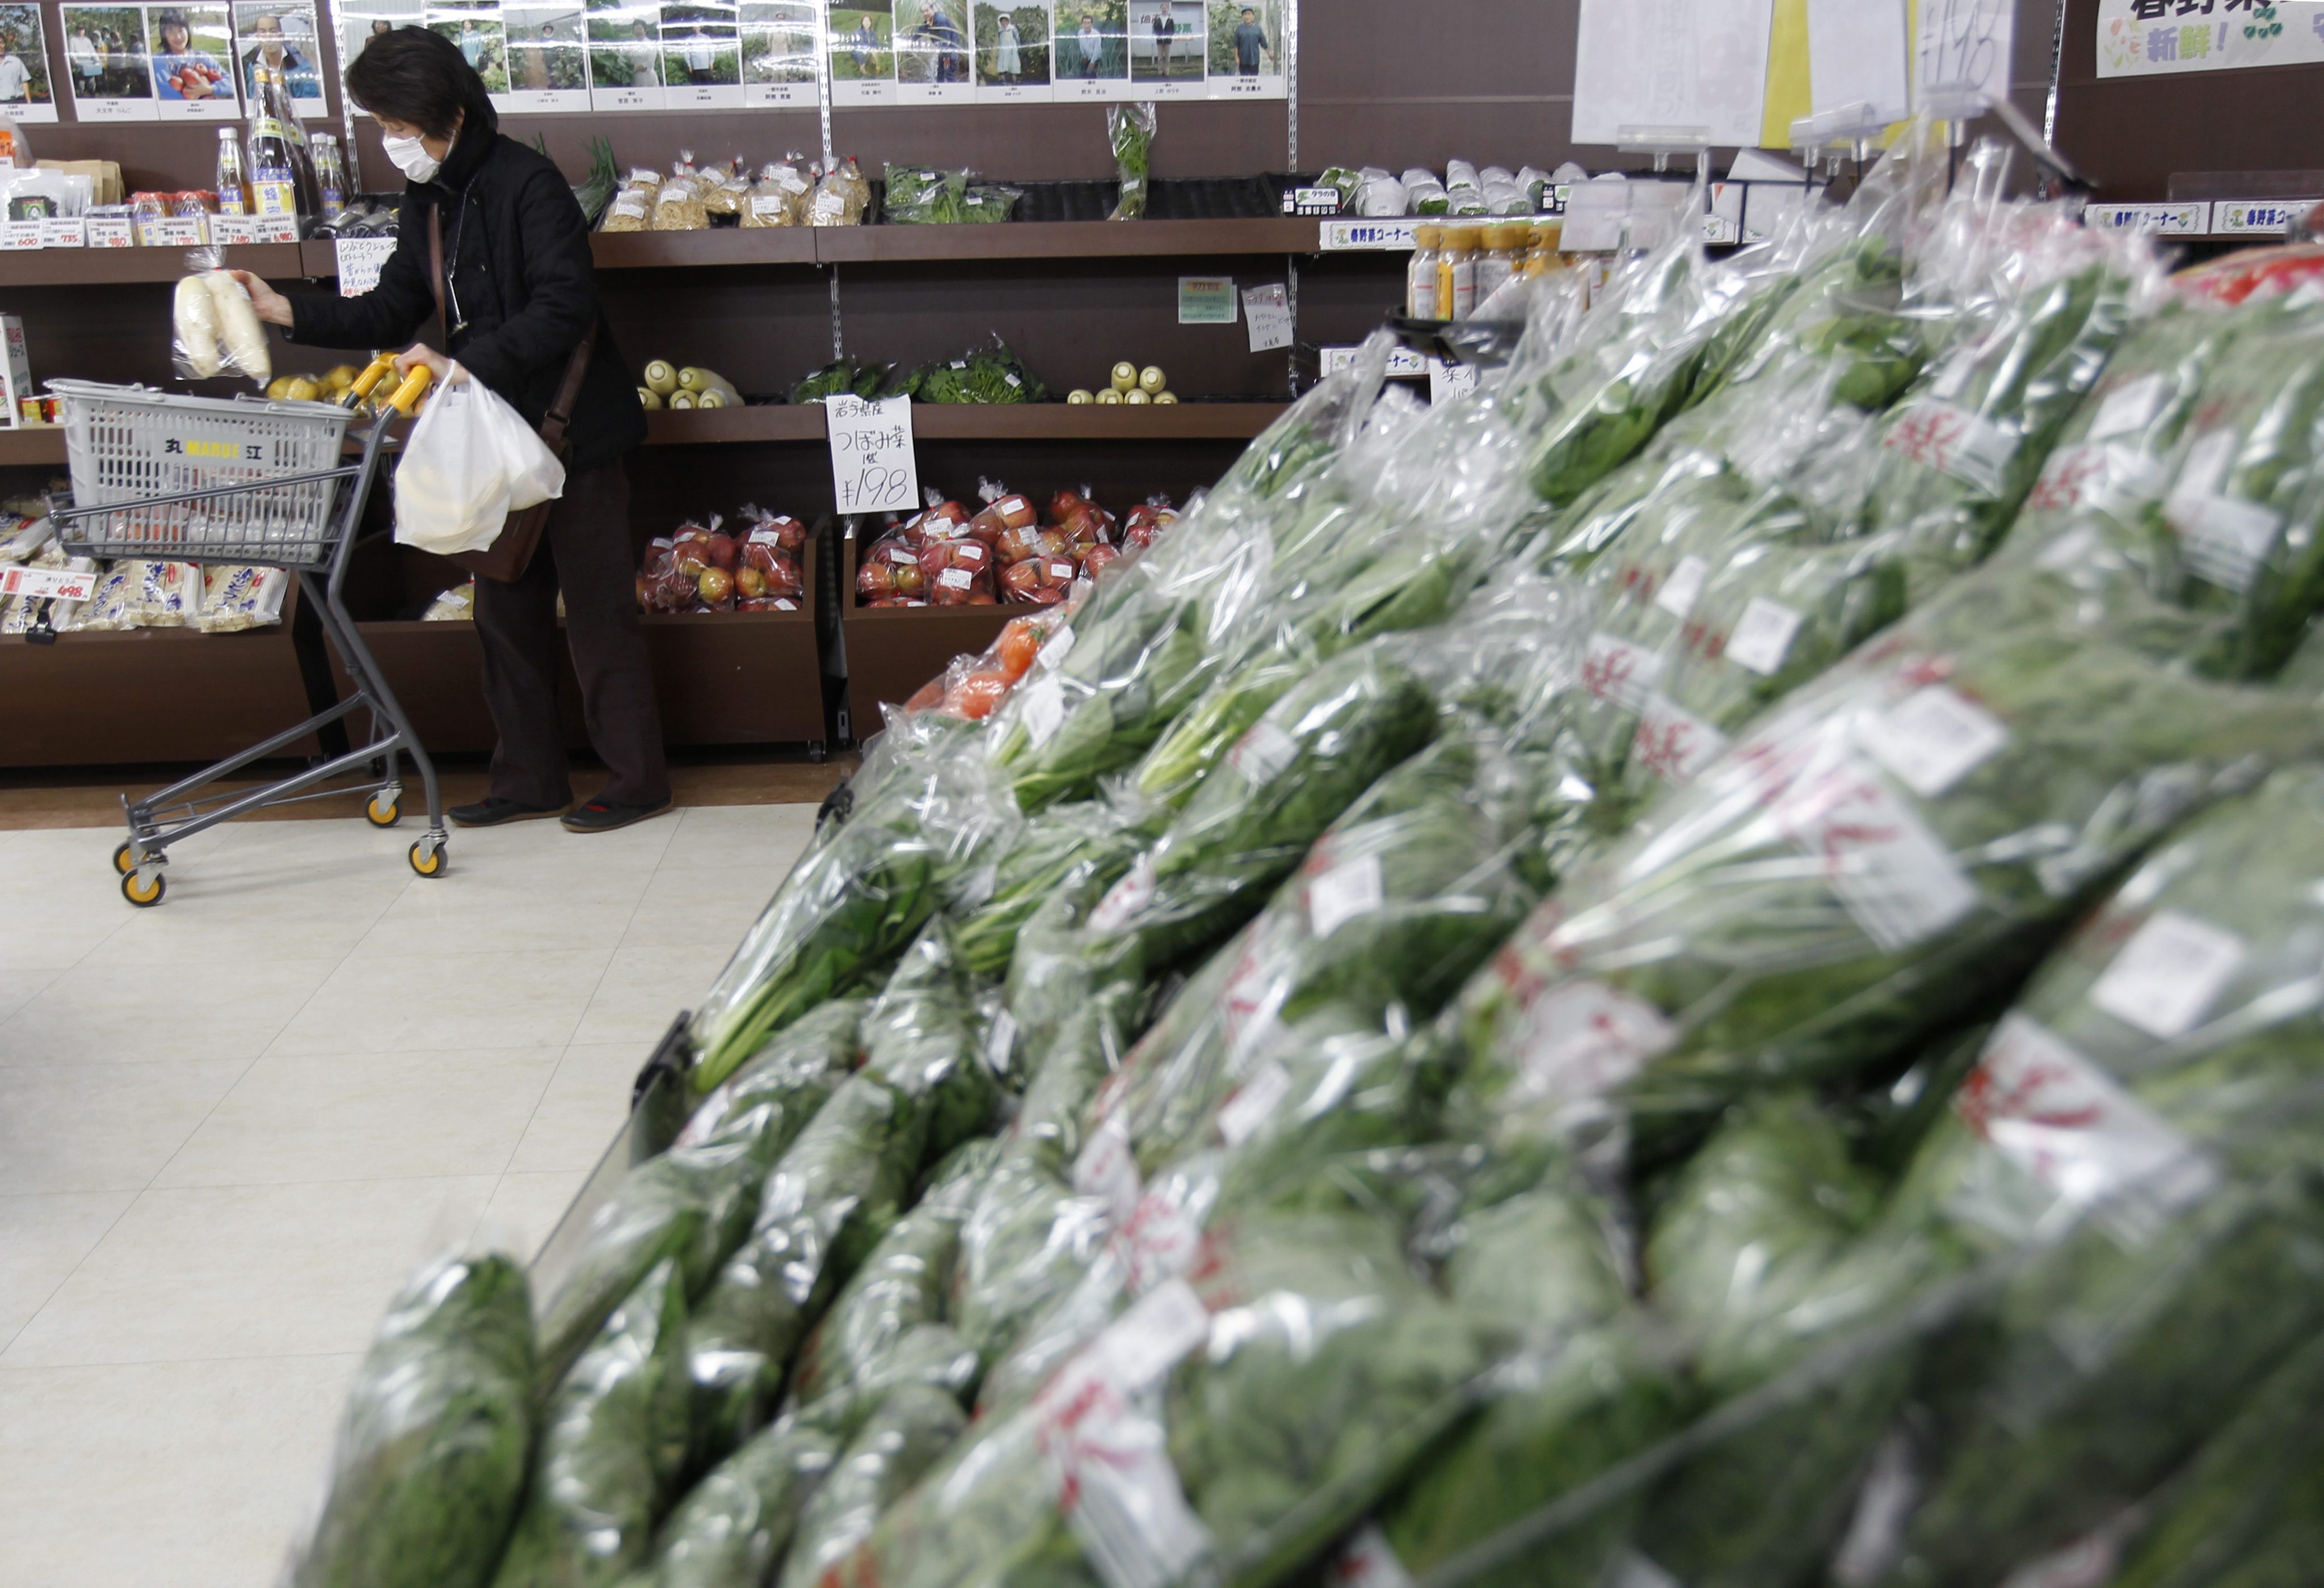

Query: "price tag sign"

xmin=1242 ymin=283 xmax=1291 ymax=352
xmin=336 ymin=236 xmax=398 ymax=298
xmin=0 ymin=221 xmax=43 ymax=251
xmin=1426 ymin=357 xmax=1479 ymax=405
xmin=37 ymin=219 xmax=86 ymax=248
xmin=1177 ymin=275 xmax=1238 ymax=325
xmin=149 ymin=216 xmax=207 ymax=248
xmin=825 ymin=393 xmax=920 ymax=517
xmin=210 ymin=214 xmax=261 ymax=247
xmin=86 ymin=216 xmax=134 ymax=248
xmin=0 ymin=565 xmax=102 ymax=603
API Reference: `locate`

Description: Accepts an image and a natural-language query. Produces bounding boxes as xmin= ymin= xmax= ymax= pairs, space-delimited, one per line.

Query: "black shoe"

xmin=449 ymin=797 xmax=567 ymax=828
xmin=561 ymin=797 xmax=672 ymax=833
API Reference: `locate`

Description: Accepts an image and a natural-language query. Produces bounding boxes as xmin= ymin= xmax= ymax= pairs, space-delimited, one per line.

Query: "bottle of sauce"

xmin=312 ymin=134 xmax=346 ymax=223
xmin=1406 ymin=224 xmax=1441 ymax=319
xmin=1436 ymin=225 xmax=1480 ymax=321
xmin=214 ymin=128 xmax=249 ymax=217
xmin=1472 ymin=225 xmax=1520 ymax=310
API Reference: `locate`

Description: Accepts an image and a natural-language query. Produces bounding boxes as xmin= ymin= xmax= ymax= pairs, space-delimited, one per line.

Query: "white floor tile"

xmin=0 ymin=963 xmax=61 ymax=1023
xmin=0 ymin=1192 xmax=136 ymax=1350
xmin=352 ymin=866 xmax=652 ymax=958
xmin=98 ymin=863 xmax=409 ymax=966
xmin=1 ymin=957 xmax=341 ymax=1065
xmin=0 ymin=1059 xmax=251 ymax=1195
xmin=507 ymin=1043 xmax=650 ymax=1176
xmin=0 ymin=1353 xmax=359 ymax=1588
xmin=658 ymin=802 xmax=819 ymax=870
xmin=153 ymin=1046 xmax=562 ymax=1189
xmin=478 ymin=1169 xmax=591 ymax=1263
xmin=569 ymin=943 xmax=718 ymax=1047
xmin=1 ymin=1177 xmax=497 ymax=1367
xmin=266 ymin=946 xmax=612 ymax=1056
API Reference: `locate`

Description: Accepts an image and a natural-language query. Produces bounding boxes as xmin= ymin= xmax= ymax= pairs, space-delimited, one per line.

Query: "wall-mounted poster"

xmin=895 ymin=0 xmax=971 ymax=103
xmin=587 ymin=0 xmax=664 ymax=107
xmin=1127 ymin=0 xmax=1200 ymax=98
xmin=1052 ymin=0 xmax=1127 ymax=100
xmin=660 ymin=0 xmax=740 ymax=106
xmin=429 ymin=1 xmax=509 ymax=94
xmin=2098 ymin=0 xmax=2324 ymax=77
xmin=973 ymin=1 xmax=1049 ymax=103
xmin=0 ymin=4 xmax=58 ymax=122
xmin=741 ymin=0 xmax=815 ymax=106
xmin=339 ymin=0 xmax=422 ymax=100
xmin=150 ymin=3 xmax=242 ymax=118
xmin=500 ymin=3 xmax=589 ymax=110
xmin=61 ymin=5 xmax=155 ymax=120
xmin=828 ymin=0 xmax=894 ymax=104
xmin=1205 ymin=0 xmax=1279 ymax=98
xmin=233 ymin=2 xmax=326 ymax=115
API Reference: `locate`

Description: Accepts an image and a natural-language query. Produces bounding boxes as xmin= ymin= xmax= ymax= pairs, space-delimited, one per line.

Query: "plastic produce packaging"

xmin=172 ymin=263 xmax=272 ymax=384
xmin=287 ymin=1253 xmax=534 ymax=1588
xmin=1107 ymin=103 xmax=1154 ymax=221
xmin=196 ymin=564 xmax=288 ymax=631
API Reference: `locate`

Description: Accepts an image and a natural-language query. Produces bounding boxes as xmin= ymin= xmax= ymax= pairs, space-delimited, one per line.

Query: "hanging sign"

xmin=826 ymin=393 xmax=921 ymax=518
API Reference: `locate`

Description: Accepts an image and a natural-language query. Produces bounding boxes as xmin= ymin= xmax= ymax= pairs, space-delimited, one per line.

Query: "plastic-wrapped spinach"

xmin=634 ymin=1417 xmax=837 ymax=1588
xmin=674 ymin=999 xmax=864 ymax=1149
xmin=856 ymin=923 xmax=1003 ymax=1166
xmin=774 ymin=1383 xmax=969 ymax=1588
xmin=688 ymin=740 xmax=1021 ymax=1090
xmin=493 ymin=1260 xmax=691 ymax=1588
xmin=1459 ymin=561 xmax=2324 ymax=1153
xmin=949 ymin=801 xmax=1153 ymax=980
xmin=289 ymin=1254 xmax=534 ymax=1588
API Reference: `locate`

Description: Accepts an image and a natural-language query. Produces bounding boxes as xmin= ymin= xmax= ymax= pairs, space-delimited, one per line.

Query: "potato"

xmin=266 ymin=375 xmax=295 ymax=400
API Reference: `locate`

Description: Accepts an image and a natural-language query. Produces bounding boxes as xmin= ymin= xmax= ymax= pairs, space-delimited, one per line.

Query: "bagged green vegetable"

xmin=881 ymin=164 xmax=970 ymax=225
xmin=494 ymin=1260 xmax=691 ymax=1588
xmin=856 ymin=923 xmax=1003 ymax=1167
xmin=674 ymin=999 xmax=864 ymax=1148
xmin=907 ymin=336 xmax=1046 ymax=405
xmin=1460 ymin=559 xmax=2324 ymax=1153
xmin=688 ymin=738 xmax=1021 ymax=1092
xmin=775 ymin=1383 xmax=969 ymax=1588
xmin=1107 ymin=102 xmax=1153 ymax=221
xmin=949 ymin=800 xmax=1153 ymax=980
xmin=787 ymin=1139 xmax=996 ymax=1408
xmin=289 ymin=1253 xmax=534 ymax=1588
xmin=634 ymin=1417 xmax=837 ymax=1588
xmin=683 ymin=1075 xmax=925 ymax=1468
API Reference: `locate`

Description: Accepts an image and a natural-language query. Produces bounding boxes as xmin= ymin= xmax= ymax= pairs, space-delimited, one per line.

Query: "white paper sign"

xmin=825 ymin=394 xmax=920 ymax=519
xmin=2090 ymin=909 xmax=2247 ymax=1041
xmin=37 ymin=219 xmax=87 ymax=248
xmin=1319 ymin=218 xmax=1420 ymax=251
xmin=1582 ymin=631 xmax=1663 ymax=712
xmin=1242 ymin=283 xmax=1291 ymax=352
xmin=1725 ymin=596 xmax=1805 ymax=676
xmin=1426 ymin=357 xmax=1479 ymax=405
xmin=1572 ymin=0 xmax=1775 ymax=148
xmin=0 ymin=565 xmax=103 ymax=602
xmin=2083 ymin=202 xmax=2212 ymax=236
xmin=1915 ymin=0 xmax=2014 ymax=107
xmin=2097 ymin=0 xmax=2324 ymax=78
xmin=1859 ymin=684 xmax=2010 ymax=798
xmin=1308 ymin=853 xmax=1384 ymax=940
xmin=1807 ymin=0 xmax=1910 ymax=125
xmin=335 ymin=235 xmax=397 ymax=297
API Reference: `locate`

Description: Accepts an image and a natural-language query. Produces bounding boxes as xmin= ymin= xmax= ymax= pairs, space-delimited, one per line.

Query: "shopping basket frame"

xmin=44 ymin=358 xmax=450 ymax=906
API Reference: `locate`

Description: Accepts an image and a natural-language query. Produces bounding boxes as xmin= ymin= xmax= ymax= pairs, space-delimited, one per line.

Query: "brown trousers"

xmin=471 ymin=459 xmax=671 ymax=808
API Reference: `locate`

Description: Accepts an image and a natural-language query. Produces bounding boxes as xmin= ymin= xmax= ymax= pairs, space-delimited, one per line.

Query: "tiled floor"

xmin=0 ymin=804 xmax=815 ymax=1587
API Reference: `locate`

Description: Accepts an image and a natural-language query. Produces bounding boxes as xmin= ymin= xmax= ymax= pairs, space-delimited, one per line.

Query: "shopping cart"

xmin=45 ymin=356 xmax=443 ymax=907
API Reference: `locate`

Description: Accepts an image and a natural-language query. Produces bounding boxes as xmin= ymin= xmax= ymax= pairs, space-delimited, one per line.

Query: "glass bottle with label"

xmin=214 ymin=128 xmax=250 ymax=217
xmin=1436 ymin=225 xmax=1480 ymax=321
xmin=311 ymin=134 xmax=346 ymax=222
xmin=1472 ymin=224 xmax=1521 ymax=311
xmin=1406 ymin=225 xmax=1441 ymax=320
xmin=244 ymin=63 xmax=317 ymax=230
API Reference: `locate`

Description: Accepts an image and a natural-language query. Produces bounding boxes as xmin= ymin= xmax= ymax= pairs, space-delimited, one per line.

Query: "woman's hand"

xmin=226 ymin=270 xmax=293 ymax=327
xmin=394 ymin=344 xmax=463 ymax=385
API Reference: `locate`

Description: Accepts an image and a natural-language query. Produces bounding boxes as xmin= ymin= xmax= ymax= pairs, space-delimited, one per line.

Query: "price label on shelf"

xmin=86 ymin=216 xmax=134 ymax=248
xmin=37 ymin=219 xmax=86 ymax=248
xmin=0 ymin=565 xmax=101 ymax=603
xmin=1243 ymin=282 xmax=1292 ymax=351
xmin=825 ymin=393 xmax=920 ymax=518
xmin=210 ymin=214 xmax=262 ymax=247
xmin=0 ymin=221 xmax=42 ymax=251
xmin=148 ymin=216 xmax=207 ymax=248
xmin=336 ymin=236 xmax=398 ymax=297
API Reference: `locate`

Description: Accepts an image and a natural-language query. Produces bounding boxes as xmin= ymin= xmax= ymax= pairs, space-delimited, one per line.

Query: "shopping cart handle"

xmin=384 ymin=365 xmax=433 ymax=416
xmin=342 ymin=354 xmax=399 ymax=408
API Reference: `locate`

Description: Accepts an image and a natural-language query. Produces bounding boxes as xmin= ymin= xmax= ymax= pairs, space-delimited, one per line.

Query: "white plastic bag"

xmin=391 ymin=371 xmax=566 ymax=557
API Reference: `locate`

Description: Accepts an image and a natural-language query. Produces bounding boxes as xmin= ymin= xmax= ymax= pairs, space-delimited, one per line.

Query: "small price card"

xmin=826 ymin=393 xmax=921 ymax=518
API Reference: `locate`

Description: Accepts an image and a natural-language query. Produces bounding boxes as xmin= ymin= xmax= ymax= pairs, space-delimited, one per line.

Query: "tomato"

xmin=995 ymin=616 xmax=1042 ymax=680
xmin=904 ymin=677 xmax=946 ymax=714
xmin=945 ymin=670 xmax=1011 ymax=720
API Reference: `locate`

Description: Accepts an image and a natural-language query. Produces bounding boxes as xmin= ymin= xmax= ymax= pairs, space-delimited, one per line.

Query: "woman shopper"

xmin=229 ymin=27 xmax=671 ymax=833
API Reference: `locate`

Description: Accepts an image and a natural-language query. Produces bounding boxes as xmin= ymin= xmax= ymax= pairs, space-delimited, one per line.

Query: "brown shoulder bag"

xmin=427 ymin=204 xmax=593 ymax=583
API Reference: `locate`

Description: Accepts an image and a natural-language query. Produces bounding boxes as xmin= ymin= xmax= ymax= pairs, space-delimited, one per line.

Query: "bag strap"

xmin=427 ymin=204 xmax=447 ymax=333
xmin=430 ymin=200 xmax=594 ymax=453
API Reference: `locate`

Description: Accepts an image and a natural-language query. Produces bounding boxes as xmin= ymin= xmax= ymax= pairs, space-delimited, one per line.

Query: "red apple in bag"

xmin=642 ymin=537 xmax=677 ymax=578
xmin=858 ymin=560 xmax=897 ymax=601
xmin=993 ymin=523 xmax=1042 ymax=565
xmin=1048 ymin=488 xmax=1088 ymax=524
xmin=706 ymin=532 xmax=739 ymax=571
xmin=763 ymin=556 xmax=803 ymax=600
xmin=1081 ymin=544 xmax=1123 ymax=582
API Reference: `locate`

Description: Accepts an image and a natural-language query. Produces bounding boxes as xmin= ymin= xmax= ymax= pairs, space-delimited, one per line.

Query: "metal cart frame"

xmin=44 ymin=360 xmax=445 ymax=907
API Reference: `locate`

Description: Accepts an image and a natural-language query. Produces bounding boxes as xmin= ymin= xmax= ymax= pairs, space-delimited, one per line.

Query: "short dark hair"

xmin=345 ymin=24 xmax=496 ymax=141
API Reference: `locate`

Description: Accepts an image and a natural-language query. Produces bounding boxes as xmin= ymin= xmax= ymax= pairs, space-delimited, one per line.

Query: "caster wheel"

xmin=808 ymin=740 xmax=828 ymax=764
xmin=113 ymin=841 xmax=137 ymax=875
xmin=365 ymin=790 xmax=402 ymax=828
xmin=121 ymin=869 xmax=166 ymax=907
xmin=409 ymin=840 xmax=448 ymax=878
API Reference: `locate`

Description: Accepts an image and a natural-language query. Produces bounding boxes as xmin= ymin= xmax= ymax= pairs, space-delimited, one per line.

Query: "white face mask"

xmin=382 ymin=131 xmax=443 ymax=183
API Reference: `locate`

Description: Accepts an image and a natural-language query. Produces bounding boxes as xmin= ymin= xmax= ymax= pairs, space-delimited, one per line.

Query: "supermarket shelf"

xmin=32 ymin=217 xmax=1325 ymax=289
xmin=645 ymin=401 xmax=1287 ymax=445
xmin=0 ymin=243 xmax=306 ymax=288
xmin=0 ymin=428 xmax=66 ymax=466
xmin=811 ymin=217 xmax=1323 ymax=263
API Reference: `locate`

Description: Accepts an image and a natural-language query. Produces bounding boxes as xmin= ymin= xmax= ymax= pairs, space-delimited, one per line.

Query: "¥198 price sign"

xmin=824 ymin=394 xmax=920 ymax=519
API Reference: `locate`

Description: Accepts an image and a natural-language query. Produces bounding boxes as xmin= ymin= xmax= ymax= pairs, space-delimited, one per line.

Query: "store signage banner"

xmin=2098 ymin=0 xmax=2324 ymax=77
xmin=1571 ymin=0 xmax=1777 ymax=148
xmin=339 ymin=0 xmax=1285 ymax=114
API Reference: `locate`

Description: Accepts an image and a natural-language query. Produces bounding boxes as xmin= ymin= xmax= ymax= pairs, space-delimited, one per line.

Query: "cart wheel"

xmin=409 ymin=839 xmax=448 ymax=878
xmin=121 ymin=869 xmax=166 ymax=908
xmin=808 ymin=740 xmax=828 ymax=764
xmin=365 ymin=790 xmax=402 ymax=828
xmin=112 ymin=841 xmax=137 ymax=875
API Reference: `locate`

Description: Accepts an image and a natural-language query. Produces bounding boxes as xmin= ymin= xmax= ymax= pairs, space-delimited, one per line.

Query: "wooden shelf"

xmin=0 ymin=429 xmax=66 ymax=467
xmin=647 ymin=401 xmax=1286 ymax=445
xmin=0 ymin=243 xmax=307 ymax=288
xmin=9 ymin=217 xmax=1324 ymax=289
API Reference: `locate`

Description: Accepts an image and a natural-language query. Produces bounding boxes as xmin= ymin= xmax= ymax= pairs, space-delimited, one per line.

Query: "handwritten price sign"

xmin=824 ymin=394 xmax=920 ymax=519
